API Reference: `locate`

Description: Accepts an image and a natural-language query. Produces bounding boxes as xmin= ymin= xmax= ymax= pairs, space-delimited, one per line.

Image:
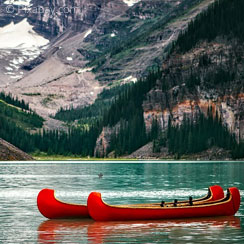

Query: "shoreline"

xmin=31 ymin=154 xmax=244 ymax=162
xmin=1 ymin=158 xmax=244 ymax=163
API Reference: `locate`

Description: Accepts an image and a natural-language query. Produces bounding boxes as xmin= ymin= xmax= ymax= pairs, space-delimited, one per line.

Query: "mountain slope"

xmin=1 ymin=0 xmax=214 ymax=121
xmin=0 ymin=92 xmax=45 ymax=152
xmin=94 ymin=0 xmax=244 ymax=159
xmin=0 ymin=138 xmax=33 ymax=161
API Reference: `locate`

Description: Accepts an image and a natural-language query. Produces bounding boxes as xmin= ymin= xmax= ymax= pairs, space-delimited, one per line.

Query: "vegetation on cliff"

xmin=166 ymin=110 xmax=241 ymax=159
xmin=104 ymin=70 xmax=160 ymax=156
xmin=99 ymin=0 xmax=244 ymax=159
xmin=0 ymin=91 xmax=30 ymax=111
xmin=0 ymin=94 xmax=44 ymax=152
xmin=174 ymin=0 xmax=244 ymax=53
xmin=54 ymin=84 xmax=131 ymax=123
xmin=0 ymin=97 xmax=100 ymax=156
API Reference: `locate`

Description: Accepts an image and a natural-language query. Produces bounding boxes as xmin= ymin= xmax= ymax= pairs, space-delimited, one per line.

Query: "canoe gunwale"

xmin=114 ymin=185 xmax=220 ymax=208
xmin=40 ymin=185 xmax=219 ymax=208
xmin=98 ymin=190 xmax=232 ymax=210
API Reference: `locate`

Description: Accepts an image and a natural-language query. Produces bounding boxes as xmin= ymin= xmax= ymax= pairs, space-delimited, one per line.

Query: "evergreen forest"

xmin=174 ymin=0 xmax=244 ymax=53
xmin=1 ymin=0 xmax=244 ymax=159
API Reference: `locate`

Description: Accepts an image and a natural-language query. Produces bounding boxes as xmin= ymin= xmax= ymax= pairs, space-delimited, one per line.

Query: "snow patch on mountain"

xmin=123 ymin=0 xmax=141 ymax=7
xmin=0 ymin=18 xmax=49 ymax=81
xmin=123 ymin=75 xmax=137 ymax=83
xmin=0 ymin=19 xmax=49 ymax=49
xmin=4 ymin=0 xmax=32 ymax=6
xmin=84 ymin=29 xmax=92 ymax=38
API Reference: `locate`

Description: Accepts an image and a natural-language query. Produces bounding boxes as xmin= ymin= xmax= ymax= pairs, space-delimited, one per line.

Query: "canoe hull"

xmin=37 ymin=189 xmax=89 ymax=219
xmin=87 ymin=187 xmax=240 ymax=221
xmin=36 ymin=185 xmax=225 ymax=220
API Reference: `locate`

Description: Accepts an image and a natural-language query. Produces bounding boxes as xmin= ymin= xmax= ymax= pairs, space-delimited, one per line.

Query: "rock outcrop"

xmin=143 ymin=40 xmax=244 ymax=141
xmin=0 ymin=138 xmax=33 ymax=161
xmin=29 ymin=0 xmax=112 ymax=38
xmin=94 ymin=123 xmax=121 ymax=157
xmin=94 ymin=37 xmax=244 ymax=157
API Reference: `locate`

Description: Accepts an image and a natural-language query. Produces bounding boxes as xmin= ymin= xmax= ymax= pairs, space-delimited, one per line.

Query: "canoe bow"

xmin=37 ymin=189 xmax=89 ymax=219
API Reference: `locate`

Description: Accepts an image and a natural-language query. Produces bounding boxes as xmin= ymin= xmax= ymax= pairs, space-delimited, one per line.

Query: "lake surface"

xmin=0 ymin=161 xmax=243 ymax=243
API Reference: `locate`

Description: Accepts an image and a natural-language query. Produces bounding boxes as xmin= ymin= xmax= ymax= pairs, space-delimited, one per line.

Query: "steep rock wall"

xmin=28 ymin=0 xmax=129 ymax=37
xmin=28 ymin=0 xmax=103 ymax=37
xmin=143 ymin=92 xmax=244 ymax=141
xmin=143 ymin=40 xmax=244 ymax=141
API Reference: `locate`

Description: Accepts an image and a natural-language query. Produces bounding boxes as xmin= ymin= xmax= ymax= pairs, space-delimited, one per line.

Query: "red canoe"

xmin=37 ymin=185 xmax=223 ymax=219
xmin=87 ymin=187 xmax=240 ymax=221
xmin=37 ymin=189 xmax=89 ymax=219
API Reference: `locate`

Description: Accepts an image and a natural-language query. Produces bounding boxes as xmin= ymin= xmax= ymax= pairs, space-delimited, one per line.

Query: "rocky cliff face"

xmin=94 ymin=127 xmax=114 ymax=157
xmin=143 ymin=39 xmax=244 ymax=141
xmin=94 ymin=122 xmax=121 ymax=157
xmin=29 ymin=0 xmax=125 ymax=38
xmin=94 ymin=37 xmax=244 ymax=157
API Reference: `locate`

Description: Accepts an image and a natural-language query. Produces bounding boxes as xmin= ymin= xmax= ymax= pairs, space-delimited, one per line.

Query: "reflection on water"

xmin=88 ymin=217 xmax=242 ymax=244
xmin=38 ymin=219 xmax=93 ymax=244
xmin=0 ymin=162 xmax=244 ymax=243
xmin=38 ymin=217 xmax=241 ymax=244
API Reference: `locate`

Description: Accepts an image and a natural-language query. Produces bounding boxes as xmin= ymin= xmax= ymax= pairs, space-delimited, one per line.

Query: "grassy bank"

xmin=32 ymin=153 xmax=138 ymax=161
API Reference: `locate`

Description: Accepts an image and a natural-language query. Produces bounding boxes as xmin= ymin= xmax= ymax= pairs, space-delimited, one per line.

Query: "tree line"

xmin=0 ymin=99 xmax=44 ymax=130
xmin=0 ymin=92 xmax=100 ymax=156
xmin=0 ymin=112 xmax=101 ymax=156
xmin=1 ymin=69 xmax=244 ymax=159
xmin=103 ymin=69 xmax=162 ymax=156
xmin=174 ymin=0 xmax=244 ymax=53
xmin=0 ymin=91 xmax=30 ymax=111
xmin=150 ymin=108 xmax=244 ymax=159
xmin=167 ymin=109 xmax=236 ymax=157
xmin=54 ymin=84 xmax=131 ymax=123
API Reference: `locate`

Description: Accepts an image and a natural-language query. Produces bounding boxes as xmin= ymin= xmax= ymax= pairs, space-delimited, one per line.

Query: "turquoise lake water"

xmin=0 ymin=161 xmax=243 ymax=243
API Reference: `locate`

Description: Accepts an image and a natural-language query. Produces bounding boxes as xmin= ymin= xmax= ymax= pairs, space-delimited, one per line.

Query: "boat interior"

xmin=111 ymin=189 xmax=231 ymax=209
